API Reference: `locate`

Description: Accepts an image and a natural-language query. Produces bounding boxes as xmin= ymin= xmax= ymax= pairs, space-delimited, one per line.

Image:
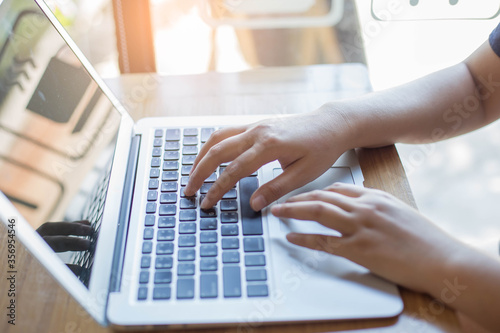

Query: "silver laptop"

xmin=0 ymin=0 xmax=402 ymax=328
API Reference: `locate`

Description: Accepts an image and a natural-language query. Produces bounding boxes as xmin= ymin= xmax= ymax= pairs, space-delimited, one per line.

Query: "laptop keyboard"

xmin=137 ymin=128 xmax=269 ymax=301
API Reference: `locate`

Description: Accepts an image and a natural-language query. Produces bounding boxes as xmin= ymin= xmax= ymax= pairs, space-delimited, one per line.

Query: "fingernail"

xmin=270 ymin=204 xmax=281 ymax=216
xmin=251 ymin=195 xmax=266 ymax=212
xmin=286 ymin=233 xmax=299 ymax=243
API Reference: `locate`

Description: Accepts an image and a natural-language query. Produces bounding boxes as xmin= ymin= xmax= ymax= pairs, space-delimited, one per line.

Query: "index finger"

xmin=185 ymin=130 xmax=252 ymax=196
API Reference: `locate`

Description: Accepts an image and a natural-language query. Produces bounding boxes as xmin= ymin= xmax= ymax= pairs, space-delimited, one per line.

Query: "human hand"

xmin=185 ymin=107 xmax=355 ymax=211
xmin=271 ymin=183 xmax=465 ymax=294
xmin=36 ymin=220 xmax=93 ymax=252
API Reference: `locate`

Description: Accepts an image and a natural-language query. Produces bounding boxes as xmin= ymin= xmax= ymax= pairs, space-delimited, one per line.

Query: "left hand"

xmin=271 ymin=183 xmax=465 ymax=294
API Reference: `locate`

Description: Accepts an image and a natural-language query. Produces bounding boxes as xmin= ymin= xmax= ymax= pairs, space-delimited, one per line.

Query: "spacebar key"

xmin=239 ymin=177 xmax=263 ymax=236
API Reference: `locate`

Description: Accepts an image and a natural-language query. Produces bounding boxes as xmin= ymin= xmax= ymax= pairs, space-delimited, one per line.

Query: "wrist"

xmin=315 ymin=101 xmax=366 ymax=151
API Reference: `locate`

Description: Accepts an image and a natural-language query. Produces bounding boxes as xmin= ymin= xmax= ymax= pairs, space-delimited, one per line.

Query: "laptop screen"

xmin=0 ymin=0 xmax=122 ymax=286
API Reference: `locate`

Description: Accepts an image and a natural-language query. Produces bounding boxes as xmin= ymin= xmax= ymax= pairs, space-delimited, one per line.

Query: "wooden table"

xmin=0 ymin=64 xmax=462 ymax=332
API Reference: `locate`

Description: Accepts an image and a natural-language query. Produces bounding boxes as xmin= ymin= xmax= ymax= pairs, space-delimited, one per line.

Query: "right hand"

xmin=185 ymin=105 xmax=356 ymax=211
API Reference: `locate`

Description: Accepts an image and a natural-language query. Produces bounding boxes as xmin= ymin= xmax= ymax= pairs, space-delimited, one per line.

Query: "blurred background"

xmin=45 ymin=0 xmax=500 ymax=255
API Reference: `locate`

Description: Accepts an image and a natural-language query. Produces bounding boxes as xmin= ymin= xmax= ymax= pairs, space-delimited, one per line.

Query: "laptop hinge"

xmin=109 ymin=134 xmax=141 ymax=292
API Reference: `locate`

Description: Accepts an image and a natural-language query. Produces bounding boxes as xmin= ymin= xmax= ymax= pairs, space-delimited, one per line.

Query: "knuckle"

xmin=224 ymin=162 xmax=241 ymax=179
xmin=208 ymin=143 xmax=225 ymax=158
xmin=210 ymin=129 xmax=225 ymax=142
xmin=308 ymin=190 xmax=324 ymax=201
xmin=310 ymin=202 xmax=328 ymax=220
xmin=263 ymin=182 xmax=285 ymax=201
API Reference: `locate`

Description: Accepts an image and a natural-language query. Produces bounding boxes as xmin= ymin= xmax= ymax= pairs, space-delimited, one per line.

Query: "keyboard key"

xmin=200 ymin=183 xmax=212 ymax=194
xmin=146 ymin=203 xmax=156 ymax=214
xmin=138 ymin=287 xmax=148 ymax=300
xmin=157 ymin=229 xmax=175 ymax=241
xmin=177 ymin=278 xmax=195 ymax=299
xmin=159 ymin=204 xmax=176 ymax=216
xmin=200 ymin=218 xmax=217 ymax=230
xmin=154 ymin=270 xmax=172 ymax=284
xmin=182 ymin=146 xmax=198 ymax=155
xmin=180 ymin=197 xmax=197 ymax=209
xmin=143 ymin=228 xmax=154 ymax=240
xmin=153 ymin=286 xmax=171 ymax=300
xmin=200 ymin=207 xmax=217 ymax=218
xmin=178 ymin=235 xmax=196 ymax=247
xmin=200 ymin=274 xmax=218 ymax=298
xmin=181 ymin=155 xmax=196 ymax=165
xmin=160 ymin=193 xmax=177 ymax=204
xmin=162 ymin=171 xmax=179 ymax=181
xmin=151 ymin=157 xmax=161 ymax=168
xmin=178 ymin=263 xmax=195 ymax=276
xmin=149 ymin=168 xmax=160 ymax=178
xmin=153 ymin=138 xmax=163 ymax=147
xmin=200 ymin=231 xmax=217 ymax=243
xmin=141 ymin=256 xmax=151 ymax=268
xmin=142 ymin=241 xmax=153 ymax=253
xmin=184 ymin=128 xmax=198 ymax=136
xmin=204 ymin=173 xmax=217 ymax=183
xmin=200 ymin=244 xmax=217 ymax=257
xmin=200 ymin=259 xmax=218 ymax=271
xmin=247 ymin=284 xmax=268 ymax=297
xmin=222 ymin=189 xmax=237 ymax=199
xmin=155 ymin=256 xmax=173 ymax=269
xmin=221 ymin=200 xmax=238 ymax=211
xmin=180 ymin=176 xmax=189 ymax=186
xmin=156 ymin=242 xmax=174 ymax=255
xmin=163 ymin=161 xmax=179 ymax=171
xmin=246 ymin=269 xmax=267 ymax=281
xmin=164 ymin=151 xmax=180 ymax=161
xmin=183 ymin=136 xmax=198 ymax=146
xmin=240 ymin=177 xmax=263 ymax=236
xmin=166 ymin=129 xmax=181 ymax=141
xmin=221 ymin=212 xmax=238 ymax=223
xmin=222 ymin=251 xmax=240 ymax=263
xmin=201 ymin=128 xmax=215 ymax=143
xmin=161 ymin=181 xmax=178 ymax=192
xmin=139 ymin=271 xmax=149 ymax=284
xmin=245 ymin=254 xmax=266 ymax=266
xmin=145 ymin=215 xmax=155 ymax=226
xmin=221 ymin=225 xmax=239 ymax=236
xmin=158 ymin=216 xmax=175 ymax=228
xmin=179 ymin=222 xmax=196 ymax=234
xmin=148 ymin=179 xmax=159 ymax=189
xmin=243 ymin=237 xmax=265 ymax=252
xmin=179 ymin=210 xmax=197 ymax=221
xmin=147 ymin=190 xmax=158 ymax=201
xmin=221 ymin=238 xmax=239 ymax=250
xmin=223 ymin=266 xmax=241 ymax=298
xmin=152 ymin=147 xmax=162 ymax=157
xmin=165 ymin=141 xmax=180 ymax=151
xmin=178 ymin=249 xmax=196 ymax=261
xmin=154 ymin=129 xmax=164 ymax=137
xmin=181 ymin=165 xmax=192 ymax=176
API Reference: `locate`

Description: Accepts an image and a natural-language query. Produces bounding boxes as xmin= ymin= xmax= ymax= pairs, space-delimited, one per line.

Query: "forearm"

xmin=323 ymin=62 xmax=489 ymax=150
xmin=427 ymin=245 xmax=500 ymax=332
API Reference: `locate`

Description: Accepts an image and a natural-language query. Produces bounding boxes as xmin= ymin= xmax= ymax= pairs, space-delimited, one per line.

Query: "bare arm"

xmin=331 ymin=41 xmax=500 ymax=150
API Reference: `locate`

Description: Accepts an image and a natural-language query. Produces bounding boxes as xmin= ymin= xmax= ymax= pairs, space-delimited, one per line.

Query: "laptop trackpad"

xmin=273 ymin=167 xmax=354 ymax=236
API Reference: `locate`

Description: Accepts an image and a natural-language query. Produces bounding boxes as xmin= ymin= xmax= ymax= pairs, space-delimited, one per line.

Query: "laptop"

xmin=0 ymin=0 xmax=403 ymax=329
